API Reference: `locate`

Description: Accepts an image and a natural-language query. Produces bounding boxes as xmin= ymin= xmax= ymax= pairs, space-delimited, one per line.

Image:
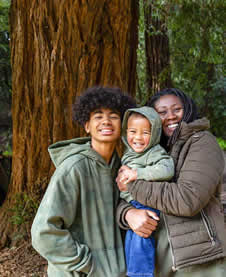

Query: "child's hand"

xmin=116 ymin=165 xmax=137 ymax=191
xmin=117 ymin=165 xmax=130 ymax=174
xmin=122 ymin=167 xmax=137 ymax=182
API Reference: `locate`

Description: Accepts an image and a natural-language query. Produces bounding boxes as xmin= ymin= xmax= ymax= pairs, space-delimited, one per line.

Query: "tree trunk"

xmin=0 ymin=0 xmax=138 ymax=248
xmin=143 ymin=0 xmax=172 ymax=96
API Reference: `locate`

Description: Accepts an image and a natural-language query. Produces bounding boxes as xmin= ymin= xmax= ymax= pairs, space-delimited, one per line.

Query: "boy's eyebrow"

xmin=93 ymin=109 xmax=120 ymax=115
xmin=110 ymin=110 xmax=120 ymax=115
xmin=93 ymin=110 xmax=103 ymax=114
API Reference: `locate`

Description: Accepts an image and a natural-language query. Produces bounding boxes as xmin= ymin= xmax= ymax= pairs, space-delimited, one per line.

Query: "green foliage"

xmin=168 ymin=0 xmax=225 ymax=90
xmin=0 ymin=128 xmax=12 ymax=153
xmin=217 ymin=138 xmax=226 ymax=151
xmin=0 ymin=0 xmax=12 ymax=163
xmin=3 ymin=149 xmax=12 ymax=156
xmin=0 ymin=0 xmax=9 ymax=32
xmin=167 ymin=1 xmax=225 ymax=138
xmin=208 ymin=78 xmax=226 ymax=138
xmin=9 ymin=193 xmax=39 ymax=226
xmin=137 ymin=0 xmax=226 ymax=137
xmin=0 ymin=0 xmax=11 ymax=105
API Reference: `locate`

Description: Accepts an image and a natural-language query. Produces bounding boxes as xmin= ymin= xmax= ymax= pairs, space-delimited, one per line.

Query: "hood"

xmin=122 ymin=106 xmax=162 ymax=153
xmin=48 ymin=137 xmax=92 ymax=168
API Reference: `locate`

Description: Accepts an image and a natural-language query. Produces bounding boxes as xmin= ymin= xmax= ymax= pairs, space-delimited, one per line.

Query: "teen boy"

xmin=31 ymin=86 xmax=136 ymax=277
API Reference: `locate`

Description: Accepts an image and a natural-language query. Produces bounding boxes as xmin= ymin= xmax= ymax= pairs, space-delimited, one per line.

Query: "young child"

xmin=31 ymin=86 xmax=136 ymax=277
xmin=119 ymin=106 xmax=174 ymax=277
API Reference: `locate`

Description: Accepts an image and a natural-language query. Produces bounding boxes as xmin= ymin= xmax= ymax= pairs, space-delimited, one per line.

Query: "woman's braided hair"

xmin=146 ymin=88 xmax=200 ymax=148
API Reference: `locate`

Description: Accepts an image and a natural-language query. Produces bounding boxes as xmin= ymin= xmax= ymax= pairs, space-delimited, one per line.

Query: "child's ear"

xmin=84 ymin=121 xmax=90 ymax=134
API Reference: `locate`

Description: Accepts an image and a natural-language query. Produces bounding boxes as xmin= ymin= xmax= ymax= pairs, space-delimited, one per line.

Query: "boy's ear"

xmin=84 ymin=121 xmax=90 ymax=134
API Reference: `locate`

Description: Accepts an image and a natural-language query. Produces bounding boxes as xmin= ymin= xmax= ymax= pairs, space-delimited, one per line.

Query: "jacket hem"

xmin=173 ymin=251 xmax=225 ymax=271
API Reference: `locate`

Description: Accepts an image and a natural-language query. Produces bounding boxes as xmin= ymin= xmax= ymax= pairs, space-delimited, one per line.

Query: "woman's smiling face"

xmin=154 ymin=94 xmax=184 ymax=137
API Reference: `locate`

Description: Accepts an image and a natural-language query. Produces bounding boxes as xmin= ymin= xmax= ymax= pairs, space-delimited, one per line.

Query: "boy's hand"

xmin=116 ymin=165 xmax=137 ymax=190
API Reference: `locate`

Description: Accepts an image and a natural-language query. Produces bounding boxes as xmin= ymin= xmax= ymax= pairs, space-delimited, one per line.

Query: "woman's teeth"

xmin=168 ymin=123 xmax=178 ymax=129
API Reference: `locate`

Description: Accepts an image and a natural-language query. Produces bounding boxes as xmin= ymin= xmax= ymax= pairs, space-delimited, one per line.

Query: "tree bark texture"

xmin=144 ymin=0 xmax=172 ymax=95
xmin=0 ymin=0 xmax=138 ymax=247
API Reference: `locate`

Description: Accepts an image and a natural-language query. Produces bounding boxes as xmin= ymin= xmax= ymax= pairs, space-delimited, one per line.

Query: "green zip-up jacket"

xmin=120 ymin=107 xmax=174 ymax=202
xmin=31 ymin=137 xmax=126 ymax=277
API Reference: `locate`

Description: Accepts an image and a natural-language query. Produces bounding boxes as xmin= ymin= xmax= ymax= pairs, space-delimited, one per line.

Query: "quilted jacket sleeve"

xmin=31 ymin=163 xmax=92 ymax=274
xmin=116 ymin=199 xmax=134 ymax=229
xmin=127 ymin=132 xmax=225 ymax=217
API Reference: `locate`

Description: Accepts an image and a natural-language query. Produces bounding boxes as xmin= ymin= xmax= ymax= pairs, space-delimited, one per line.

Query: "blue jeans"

xmin=125 ymin=200 xmax=160 ymax=277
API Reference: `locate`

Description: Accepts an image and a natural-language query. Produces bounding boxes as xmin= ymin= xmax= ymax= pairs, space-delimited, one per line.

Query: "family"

xmin=31 ymin=86 xmax=226 ymax=277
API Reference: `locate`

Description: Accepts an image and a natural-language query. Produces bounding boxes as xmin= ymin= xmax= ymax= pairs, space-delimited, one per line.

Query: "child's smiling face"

xmin=127 ymin=113 xmax=151 ymax=153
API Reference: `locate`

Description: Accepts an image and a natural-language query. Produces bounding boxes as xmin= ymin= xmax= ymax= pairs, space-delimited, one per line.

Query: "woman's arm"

xmin=116 ymin=199 xmax=159 ymax=238
xmin=119 ymin=132 xmax=225 ymax=217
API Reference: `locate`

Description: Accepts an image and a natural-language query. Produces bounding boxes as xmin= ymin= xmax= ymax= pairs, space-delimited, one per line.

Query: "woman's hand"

xmin=125 ymin=208 xmax=159 ymax=238
xmin=116 ymin=165 xmax=137 ymax=191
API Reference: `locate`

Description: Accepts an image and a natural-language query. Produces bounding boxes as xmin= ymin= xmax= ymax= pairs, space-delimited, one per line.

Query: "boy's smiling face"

xmin=127 ymin=113 xmax=151 ymax=153
xmin=85 ymin=107 xmax=121 ymax=147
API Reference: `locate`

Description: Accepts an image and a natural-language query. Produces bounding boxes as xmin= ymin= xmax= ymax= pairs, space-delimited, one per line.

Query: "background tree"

xmin=137 ymin=0 xmax=226 ymax=137
xmin=144 ymin=0 xmax=172 ymax=96
xmin=0 ymin=0 xmax=138 ymax=248
xmin=136 ymin=0 xmax=172 ymax=104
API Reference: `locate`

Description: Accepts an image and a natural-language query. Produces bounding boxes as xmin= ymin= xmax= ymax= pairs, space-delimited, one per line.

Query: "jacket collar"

xmin=179 ymin=117 xmax=210 ymax=141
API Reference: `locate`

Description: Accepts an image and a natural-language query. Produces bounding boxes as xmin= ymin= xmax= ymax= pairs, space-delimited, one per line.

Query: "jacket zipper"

xmin=163 ymin=214 xmax=178 ymax=272
xmin=164 ymin=211 xmax=216 ymax=272
xmin=200 ymin=209 xmax=215 ymax=246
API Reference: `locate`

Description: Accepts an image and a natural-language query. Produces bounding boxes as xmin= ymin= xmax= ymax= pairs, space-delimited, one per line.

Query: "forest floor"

xmin=0 ymin=240 xmax=47 ymax=277
xmin=0 ymin=153 xmax=226 ymax=277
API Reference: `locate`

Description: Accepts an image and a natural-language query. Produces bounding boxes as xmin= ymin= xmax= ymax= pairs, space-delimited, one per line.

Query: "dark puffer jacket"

xmin=117 ymin=118 xmax=226 ymax=271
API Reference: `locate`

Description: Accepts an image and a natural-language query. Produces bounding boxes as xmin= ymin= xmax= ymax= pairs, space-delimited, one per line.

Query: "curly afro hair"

xmin=73 ymin=86 xmax=136 ymax=126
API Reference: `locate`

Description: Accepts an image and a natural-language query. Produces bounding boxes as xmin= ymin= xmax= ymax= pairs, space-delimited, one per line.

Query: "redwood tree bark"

xmin=144 ymin=0 xmax=172 ymax=95
xmin=0 ymin=0 xmax=138 ymax=247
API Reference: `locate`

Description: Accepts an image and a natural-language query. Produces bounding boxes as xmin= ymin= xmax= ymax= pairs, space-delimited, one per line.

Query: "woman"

xmin=116 ymin=88 xmax=226 ymax=276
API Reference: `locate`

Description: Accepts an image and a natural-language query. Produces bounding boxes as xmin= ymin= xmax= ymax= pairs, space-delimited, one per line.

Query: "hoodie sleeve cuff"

xmin=80 ymin=254 xmax=93 ymax=274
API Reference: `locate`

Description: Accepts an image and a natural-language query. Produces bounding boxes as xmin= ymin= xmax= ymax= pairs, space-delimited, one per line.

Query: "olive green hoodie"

xmin=31 ymin=137 xmax=126 ymax=277
xmin=120 ymin=106 xmax=174 ymax=202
